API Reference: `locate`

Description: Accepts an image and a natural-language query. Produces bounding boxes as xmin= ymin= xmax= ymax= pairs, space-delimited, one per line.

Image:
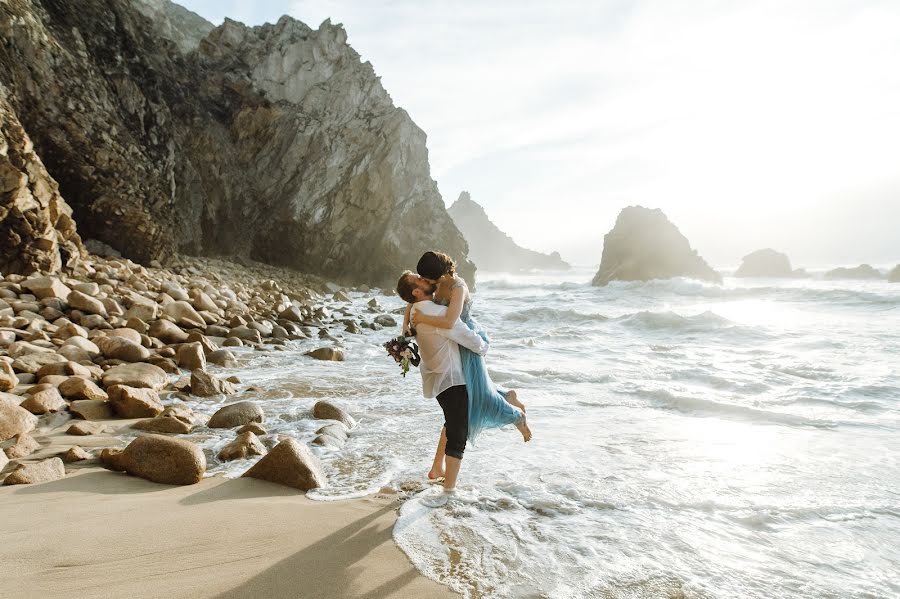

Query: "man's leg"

xmin=444 ymin=455 xmax=462 ymax=490
xmin=428 ymin=426 xmax=447 ymax=480
xmin=437 ymin=385 xmax=469 ymax=491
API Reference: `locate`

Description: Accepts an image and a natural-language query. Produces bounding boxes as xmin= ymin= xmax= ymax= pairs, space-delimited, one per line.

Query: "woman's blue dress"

xmin=438 ymin=278 xmax=523 ymax=442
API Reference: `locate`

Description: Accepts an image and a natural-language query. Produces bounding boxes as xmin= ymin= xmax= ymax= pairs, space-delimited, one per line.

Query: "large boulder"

xmin=890 ymin=265 xmax=900 ymax=283
xmin=735 ymin=249 xmax=796 ymax=278
xmin=824 ymin=264 xmax=884 ymax=280
xmin=96 ymin=335 xmax=151 ymax=362
xmin=208 ymin=401 xmax=263 ymax=428
xmin=20 ymin=387 xmax=67 ymax=414
xmin=58 ymin=377 xmax=108 ymax=401
xmin=102 ymin=363 xmax=168 ymax=390
xmin=312 ymin=400 xmax=356 ymax=429
xmin=217 ymin=431 xmax=266 ymax=461
xmin=107 ymin=385 xmax=164 ymax=418
xmin=0 ymin=393 xmax=38 ymax=442
xmin=190 ymin=369 xmax=237 ymax=397
xmin=591 ymin=206 xmax=721 ymax=286
xmin=118 ymin=435 xmax=206 ymax=485
xmin=3 ymin=457 xmax=66 ymax=485
xmin=177 ymin=342 xmax=206 ymax=371
xmin=241 ymin=438 xmax=325 ymax=491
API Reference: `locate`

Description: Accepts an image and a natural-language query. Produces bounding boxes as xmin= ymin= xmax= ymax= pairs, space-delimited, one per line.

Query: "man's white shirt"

xmin=411 ymin=300 xmax=489 ymax=398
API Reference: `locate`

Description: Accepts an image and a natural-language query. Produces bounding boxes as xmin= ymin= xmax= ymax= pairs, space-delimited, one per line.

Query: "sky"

xmin=177 ymin=0 xmax=900 ymax=268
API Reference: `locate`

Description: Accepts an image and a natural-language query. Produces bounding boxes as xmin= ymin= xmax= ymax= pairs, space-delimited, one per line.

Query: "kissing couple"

xmin=397 ymin=251 xmax=531 ymax=507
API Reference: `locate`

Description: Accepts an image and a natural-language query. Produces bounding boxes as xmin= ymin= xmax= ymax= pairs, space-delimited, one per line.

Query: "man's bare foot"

xmin=515 ymin=416 xmax=532 ymax=442
xmin=506 ymin=389 xmax=526 ymax=413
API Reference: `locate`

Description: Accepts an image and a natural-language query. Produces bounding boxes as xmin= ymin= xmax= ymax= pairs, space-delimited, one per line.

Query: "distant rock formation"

xmin=824 ymin=264 xmax=884 ymax=280
xmin=889 ymin=265 xmax=900 ymax=283
xmin=592 ymin=206 xmax=721 ymax=286
xmin=0 ymin=1 xmax=472 ymax=286
xmin=735 ymin=249 xmax=807 ymax=278
xmin=447 ymin=192 xmax=570 ymax=272
xmin=0 ymin=94 xmax=85 ymax=275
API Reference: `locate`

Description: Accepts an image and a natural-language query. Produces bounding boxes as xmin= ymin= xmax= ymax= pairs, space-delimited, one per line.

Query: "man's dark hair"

xmin=416 ymin=251 xmax=456 ymax=280
xmin=396 ymin=271 xmax=417 ymax=303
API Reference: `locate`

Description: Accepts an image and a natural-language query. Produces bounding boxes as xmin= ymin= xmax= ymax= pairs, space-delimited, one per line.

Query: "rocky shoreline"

xmin=0 ymin=252 xmax=398 ymax=490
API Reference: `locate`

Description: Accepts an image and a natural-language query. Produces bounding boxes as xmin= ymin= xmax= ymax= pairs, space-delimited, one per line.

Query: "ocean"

xmin=158 ymin=267 xmax=900 ymax=598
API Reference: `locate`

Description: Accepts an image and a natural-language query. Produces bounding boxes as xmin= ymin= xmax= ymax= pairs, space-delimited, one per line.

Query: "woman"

xmin=405 ymin=251 xmax=531 ymax=479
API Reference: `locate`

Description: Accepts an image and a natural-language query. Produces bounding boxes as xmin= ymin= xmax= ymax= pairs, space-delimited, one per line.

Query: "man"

xmin=396 ymin=271 xmax=489 ymax=507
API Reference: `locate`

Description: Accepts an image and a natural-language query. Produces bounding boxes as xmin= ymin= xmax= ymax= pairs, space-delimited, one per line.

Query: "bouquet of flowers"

xmin=383 ymin=335 xmax=421 ymax=377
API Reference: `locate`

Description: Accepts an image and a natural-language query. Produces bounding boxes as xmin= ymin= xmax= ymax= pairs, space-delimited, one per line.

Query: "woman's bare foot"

xmin=515 ymin=416 xmax=532 ymax=442
xmin=427 ymin=468 xmax=445 ymax=481
xmin=506 ymin=390 xmax=526 ymax=413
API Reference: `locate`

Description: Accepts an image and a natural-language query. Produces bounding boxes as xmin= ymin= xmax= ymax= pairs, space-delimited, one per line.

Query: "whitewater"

xmin=145 ymin=267 xmax=900 ymax=598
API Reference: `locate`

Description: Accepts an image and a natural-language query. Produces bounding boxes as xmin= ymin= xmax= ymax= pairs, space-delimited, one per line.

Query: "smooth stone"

xmin=119 ymin=435 xmax=206 ymax=485
xmin=36 ymin=360 xmax=92 ymax=379
xmin=22 ymin=277 xmax=71 ymax=301
xmin=305 ymin=347 xmax=344 ymax=361
xmin=96 ymin=335 xmax=151 ymax=362
xmin=11 ymin=352 xmax=67 ymax=374
xmin=312 ymin=401 xmax=356 ymax=429
xmin=69 ymin=399 xmax=114 ymax=421
xmin=58 ymin=377 xmax=109 ymax=401
xmin=107 ymin=328 xmax=142 ymax=345
xmin=20 ymin=387 xmax=67 ymax=414
xmin=207 ymin=349 xmax=238 ymax=368
xmin=217 ymin=431 xmax=266 ymax=461
xmin=132 ymin=416 xmax=194 ymax=434
xmin=108 ymin=385 xmax=164 ymax=418
xmin=163 ymin=301 xmax=205 ymax=328
xmin=0 ymin=393 xmax=38 ymax=442
xmin=148 ymin=319 xmax=189 ymax=344
xmin=68 ymin=290 xmax=108 ymax=317
xmin=67 ymin=421 xmax=106 ymax=436
xmin=237 ymin=422 xmax=267 ymax=436
xmin=190 ymin=369 xmax=237 ymax=397
xmin=177 ymin=342 xmax=206 ymax=371
xmin=5 ymin=432 xmax=40 ymax=459
xmin=208 ymin=401 xmax=263 ymax=429
xmin=62 ymin=446 xmax=92 ymax=462
xmin=374 ymin=315 xmax=397 ymax=327
xmin=102 ymin=363 xmax=168 ymax=390
xmin=0 ymin=361 xmax=18 ymax=391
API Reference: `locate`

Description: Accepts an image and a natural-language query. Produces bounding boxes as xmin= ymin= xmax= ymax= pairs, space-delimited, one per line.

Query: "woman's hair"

xmin=416 ymin=251 xmax=456 ymax=280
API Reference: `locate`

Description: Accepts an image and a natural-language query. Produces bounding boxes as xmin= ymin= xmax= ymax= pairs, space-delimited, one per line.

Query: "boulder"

xmin=241 ymin=438 xmax=325 ymax=491
xmin=62 ymin=336 xmax=101 ymax=358
xmin=22 ymin=276 xmax=71 ymax=301
xmin=591 ymin=206 xmax=721 ymax=286
xmin=735 ymin=249 xmax=795 ymax=278
xmin=96 ymin=335 xmax=151 ymax=362
xmin=132 ymin=416 xmax=193 ymax=434
xmin=5 ymin=432 xmax=40 ymax=458
xmin=316 ymin=423 xmax=349 ymax=442
xmin=305 ymin=347 xmax=345 ymax=361
xmin=59 ymin=377 xmax=108 ymax=401
xmin=99 ymin=447 xmax=126 ymax=471
xmin=160 ymin=405 xmax=204 ymax=427
xmin=107 ymin=328 xmax=143 ymax=345
xmin=118 ymin=435 xmax=206 ymax=485
xmin=125 ymin=303 xmax=159 ymax=322
xmin=163 ymin=301 xmax=205 ymax=328
xmin=333 ymin=291 xmax=351 ymax=302
xmin=824 ymin=264 xmax=884 ymax=280
xmin=67 ymin=290 xmax=108 ymax=317
xmin=207 ymin=349 xmax=238 ymax=368
xmin=0 ymin=361 xmax=18 ymax=391
xmin=228 ymin=326 xmax=261 ymax=344
xmin=208 ymin=401 xmax=263 ymax=429
xmin=69 ymin=399 xmax=114 ymax=420
xmin=278 ymin=306 xmax=303 ymax=323
xmin=102 ymin=363 xmax=168 ymax=390
xmin=56 ymin=322 xmax=89 ymax=340
xmin=237 ymin=422 xmax=267 ymax=436
xmin=312 ymin=401 xmax=356 ymax=429
xmin=11 ymin=351 xmax=67 ymax=374
xmin=62 ymin=446 xmax=92 ymax=462
xmin=190 ymin=369 xmax=237 ymax=397
xmin=222 ymin=337 xmax=243 ymax=347
xmin=36 ymin=360 xmax=92 ymax=379
xmin=217 ymin=431 xmax=266 ymax=461
xmin=186 ymin=332 xmax=218 ymax=354
xmin=148 ymin=319 xmax=189 ymax=343
xmin=108 ymin=385 xmax=164 ymax=418
xmin=177 ymin=342 xmax=206 ymax=371
xmin=3 ymin=458 xmax=65 ymax=485
xmin=20 ymin=387 xmax=67 ymax=414
xmin=0 ymin=394 xmax=38 ymax=442
xmin=66 ymin=421 xmax=106 ymax=436
xmin=374 ymin=315 xmax=397 ymax=327
xmin=889 ymin=265 xmax=900 ymax=283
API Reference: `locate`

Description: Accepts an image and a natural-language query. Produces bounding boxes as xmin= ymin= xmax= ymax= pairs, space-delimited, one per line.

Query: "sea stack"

xmin=824 ymin=264 xmax=883 ymax=280
xmin=889 ymin=265 xmax=900 ymax=283
xmin=592 ymin=206 xmax=721 ymax=286
xmin=448 ymin=192 xmax=571 ymax=272
xmin=735 ymin=249 xmax=805 ymax=278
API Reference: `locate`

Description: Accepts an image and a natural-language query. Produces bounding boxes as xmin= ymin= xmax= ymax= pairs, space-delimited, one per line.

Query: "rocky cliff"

xmin=0 ymin=93 xmax=85 ymax=275
xmin=0 ymin=0 xmax=472 ymax=286
xmin=592 ymin=206 xmax=721 ymax=286
xmin=447 ymin=192 xmax=570 ymax=272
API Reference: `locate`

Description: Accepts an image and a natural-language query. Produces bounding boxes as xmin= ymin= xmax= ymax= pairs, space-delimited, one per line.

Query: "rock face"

xmin=0 ymin=94 xmax=85 ymax=275
xmin=824 ymin=264 xmax=884 ymax=280
xmin=448 ymin=192 xmax=570 ymax=272
xmin=592 ymin=207 xmax=721 ymax=286
xmin=735 ymin=249 xmax=796 ymax=278
xmin=0 ymin=1 xmax=473 ymax=287
xmin=889 ymin=265 xmax=900 ymax=283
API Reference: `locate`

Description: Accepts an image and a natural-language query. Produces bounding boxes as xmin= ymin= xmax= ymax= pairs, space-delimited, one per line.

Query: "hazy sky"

xmin=178 ymin=0 xmax=900 ymax=268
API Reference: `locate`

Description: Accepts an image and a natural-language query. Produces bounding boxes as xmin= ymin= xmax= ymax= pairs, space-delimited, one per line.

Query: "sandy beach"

xmin=0 ymin=467 xmax=456 ymax=599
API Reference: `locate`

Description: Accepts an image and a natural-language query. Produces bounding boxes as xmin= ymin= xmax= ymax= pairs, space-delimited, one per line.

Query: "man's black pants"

xmin=437 ymin=385 xmax=469 ymax=460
